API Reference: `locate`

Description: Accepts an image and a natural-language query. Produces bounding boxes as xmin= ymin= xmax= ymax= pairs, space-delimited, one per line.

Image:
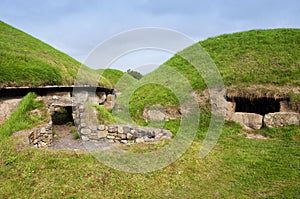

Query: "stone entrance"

xmin=226 ymin=96 xmax=300 ymax=130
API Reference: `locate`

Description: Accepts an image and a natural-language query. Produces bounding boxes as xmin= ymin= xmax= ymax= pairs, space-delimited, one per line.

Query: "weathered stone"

xmin=81 ymin=128 xmax=92 ymax=135
xmin=264 ymin=112 xmax=300 ymax=128
xmin=160 ymin=129 xmax=173 ymax=139
xmin=119 ymin=133 xmax=127 ymax=139
xmin=232 ymin=112 xmax=263 ymax=130
xmin=225 ymin=101 xmax=236 ymax=120
xmin=280 ymin=101 xmax=292 ymax=112
xmin=210 ymin=89 xmax=227 ymax=117
xmin=40 ymin=127 xmax=46 ymax=134
xmin=98 ymin=125 xmax=105 ymax=131
xmin=126 ymin=133 xmax=133 ymax=140
xmin=143 ymin=105 xmax=166 ymax=122
xmin=123 ymin=126 xmax=131 ymax=134
xmin=118 ymin=126 xmax=124 ymax=134
xmin=81 ymin=135 xmax=89 ymax=141
xmin=108 ymin=126 xmax=118 ymax=133
xmin=97 ymin=130 xmax=108 ymax=138
xmin=107 ymin=135 xmax=115 ymax=139
xmin=120 ymin=140 xmax=128 ymax=144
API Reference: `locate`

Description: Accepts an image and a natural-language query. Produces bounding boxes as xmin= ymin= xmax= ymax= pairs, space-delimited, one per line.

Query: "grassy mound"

xmin=166 ymin=28 xmax=300 ymax=90
xmin=126 ymin=28 xmax=300 ymax=124
xmin=0 ymin=21 xmax=129 ymax=88
xmin=0 ymin=21 xmax=81 ymax=87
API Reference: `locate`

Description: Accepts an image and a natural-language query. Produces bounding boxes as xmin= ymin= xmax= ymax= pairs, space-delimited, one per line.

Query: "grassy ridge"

xmin=126 ymin=28 xmax=300 ymax=124
xmin=165 ymin=28 xmax=300 ymax=90
xmin=0 ymin=21 xmax=81 ymax=87
xmin=0 ymin=21 xmax=128 ymax=88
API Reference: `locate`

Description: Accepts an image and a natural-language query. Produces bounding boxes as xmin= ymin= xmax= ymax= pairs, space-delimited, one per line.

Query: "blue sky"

xmin=1 ymin=0 xmax=300 ymax=72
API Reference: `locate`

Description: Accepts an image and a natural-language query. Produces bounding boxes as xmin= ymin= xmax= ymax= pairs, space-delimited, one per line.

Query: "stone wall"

xmin=72 ymin=95 xmax=173 ymax=143
xmin=28 ymin=121 xmax=53 ymax=148
xmin=73 ymin=92 xmax=172 ymax=144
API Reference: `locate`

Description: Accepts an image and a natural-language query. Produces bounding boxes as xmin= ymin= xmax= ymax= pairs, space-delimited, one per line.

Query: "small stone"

xmin=81 ymin=135 xmax=89 ymax=141
xmin=98 ymin=125 xmax=105 ymax=131
xmin=123 ymin=126 xmax=131 ymax=134
xmin=97 ymin=130 xmax=108 ymax=138
xmin=120 ymin=140 xmax=128 ymax=144
xmin=118 ymin=126 xmax=124 ymax=134
xmin=126 ymin=133 xmax=133 ymax=140
xmin=41 ymin=127 xmax=47 ymax=134
xmin=107 ymin=135 xmax=115 ymax=139
xmin=108 ymin=126 xmax=117 ymax=133
xmin=120 ymin=133 xmax=127 ymax=139
xmin=81 ymin=128 xmax=91 ymax=135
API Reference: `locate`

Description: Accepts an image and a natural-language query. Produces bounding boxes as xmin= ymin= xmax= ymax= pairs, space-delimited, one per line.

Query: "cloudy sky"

xmin=1 ymin=0 xmax=299 ymax=73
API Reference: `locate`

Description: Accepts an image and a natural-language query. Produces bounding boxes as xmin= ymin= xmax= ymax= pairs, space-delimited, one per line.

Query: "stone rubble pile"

xmin=28 ymin=121 xmax=53 ymax=148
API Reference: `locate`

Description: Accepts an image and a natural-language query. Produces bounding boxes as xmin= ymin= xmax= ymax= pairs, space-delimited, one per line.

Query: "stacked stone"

xmin=73 ymin=91 xmax=173 ymax=143
xmin=28 ymin=121 xmax=53 ymax=148
xmin=98 ymin=124 xmax=173 ymax=144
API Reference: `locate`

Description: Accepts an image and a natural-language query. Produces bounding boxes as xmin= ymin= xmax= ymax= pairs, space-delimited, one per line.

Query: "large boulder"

xmin=264 ymin=112 xmax=300 ymax=128
xmin=232 ymin=112 xmax=263 ymax=130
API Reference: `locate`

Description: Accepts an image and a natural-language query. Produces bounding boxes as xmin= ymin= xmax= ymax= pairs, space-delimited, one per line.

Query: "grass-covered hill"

xmin=0 ymin=21 xmax=81 ymax=87
xmin=0 ymin=21 xmax=131 ymax=88
xmin=125 ymin=28 xmax=300 ymax=124
xmin=165 ymin=28 xmax=300 ymax=97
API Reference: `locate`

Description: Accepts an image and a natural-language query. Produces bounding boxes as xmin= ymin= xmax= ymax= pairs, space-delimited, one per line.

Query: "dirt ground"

xmin=50 ymin=125 xmax=86 ymax=150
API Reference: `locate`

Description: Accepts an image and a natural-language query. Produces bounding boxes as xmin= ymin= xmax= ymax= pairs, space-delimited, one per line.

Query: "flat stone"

xmin=97 ymin=130 xmax=108 ymax=138
xmin=120 ymin=140 xmax=128 ymax=144
xmin=107 ymin=135 xmax=115 ymax=139
xmin=126 ymin=133 xmax=133 ymax=140
xmin=98 ymin=125 xmax=105 ymax=131
xmin=81 ymin=135 xmax=89 ymax=141
xmin=118 ymin=126 xmax=124 ymax=134
xmin=264 ymin=112 xmax=300 ymax=128
xmin=108 ymin=126 xmax=118 ymax=133
xmin=81 ymin=128 xmax=92 ymax=135
xmin=232 ymin=112 xmax=263 ymax=130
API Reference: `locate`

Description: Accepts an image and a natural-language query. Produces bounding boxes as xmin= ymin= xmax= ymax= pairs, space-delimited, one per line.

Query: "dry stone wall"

xmin=72 ymin=93 xmax=173 ymax=143
xmin=28 ymin=121 xmax=53 ymax=148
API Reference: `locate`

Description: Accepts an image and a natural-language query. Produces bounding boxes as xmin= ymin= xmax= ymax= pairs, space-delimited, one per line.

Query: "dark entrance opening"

xmin=51 ymin=106 xmax=74 ymax=125
xmin=232 ymin=97 xmax=281 ymax=115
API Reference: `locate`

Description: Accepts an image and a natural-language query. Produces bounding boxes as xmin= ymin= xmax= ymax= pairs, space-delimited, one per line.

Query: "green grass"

xmin=0 ymin=25 xmax=299 ymax=198
xmin=0 ymin=21 xmax=80 ymax=87
xmin=0 ymin=122 xmax=299 ymax=198
xmin=123 ymin=28 xmax=300 ymax=123
xmin=0 ymin=92 xmax=47 ymax=139
xmin=95 ymin=105 xmax=115 ymax=125
xmin=165 ymin=28 xmax=300 ymax=90
xmin=0 ymin=21 xmax=126 ymax=88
